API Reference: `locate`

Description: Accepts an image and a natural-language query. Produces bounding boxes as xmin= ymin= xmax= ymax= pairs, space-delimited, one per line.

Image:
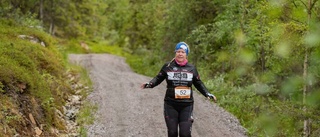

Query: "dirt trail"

xmin=68 ymin=54 xmax=247 ymax=137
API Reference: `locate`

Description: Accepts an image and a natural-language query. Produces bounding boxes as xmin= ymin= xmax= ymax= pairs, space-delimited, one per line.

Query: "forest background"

xmin=1 ymin=0 xmax=320 ymax=137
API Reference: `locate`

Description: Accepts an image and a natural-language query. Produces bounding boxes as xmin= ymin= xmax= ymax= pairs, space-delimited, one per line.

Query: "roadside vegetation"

xmin=0 ymin=18 xmax=94 ymax=136
xmin=1 ymin=0 xmax=320 ymax=137
xmin=0 ymin=19 xmax=71 ymax=136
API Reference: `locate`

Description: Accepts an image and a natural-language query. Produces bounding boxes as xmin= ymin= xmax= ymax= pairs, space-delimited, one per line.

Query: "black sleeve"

xmin=149 ymin=64 xmax=167 ymax=88
xmin=192 ymin=67 xmax=210 ymax=97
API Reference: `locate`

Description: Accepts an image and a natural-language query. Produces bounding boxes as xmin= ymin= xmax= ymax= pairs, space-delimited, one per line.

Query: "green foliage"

xmin=205 ymin=75 xmax=317 ymax=136
xmin=0 ymin=0 xmax=110 ymax=39
xmin=89 ymin=40 xmax=130 ymax=56
xmin=126 ymin=53 xmax=164 ymax=76
xmin=77 ymin=101 xmax=97 ymax=126
xmin=0 ymin=20 xmax=72 ymax=135
xmin=0 ymin=82 xmax=4 ymax=93
xmin=0 ymin=2 xmax=43 ymax=30
xmin=60 ymin=39 xmax=90 ymax=54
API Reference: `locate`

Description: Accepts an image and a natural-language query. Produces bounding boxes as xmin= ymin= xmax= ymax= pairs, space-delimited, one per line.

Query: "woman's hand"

xmin=207 ymin=93 xmax=217 ymax=103
xmin=140 ymin=83 xmax=146 ymax=89
xmin=141 ymin=82 xmax=152 ymax=89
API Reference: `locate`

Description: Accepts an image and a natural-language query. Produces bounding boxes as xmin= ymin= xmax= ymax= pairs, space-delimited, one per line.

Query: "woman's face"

xmin=175 ymin=49 xmax=187 ymax=62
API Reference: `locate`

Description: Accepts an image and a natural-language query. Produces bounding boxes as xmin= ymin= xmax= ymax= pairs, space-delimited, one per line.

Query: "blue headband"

xmin=175 ymin=42 xmax=189 ymax=55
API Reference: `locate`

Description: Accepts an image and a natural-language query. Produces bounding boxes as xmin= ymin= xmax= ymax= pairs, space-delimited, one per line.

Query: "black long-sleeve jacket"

xmin=149 ymin=60 xmax=211 ymax=104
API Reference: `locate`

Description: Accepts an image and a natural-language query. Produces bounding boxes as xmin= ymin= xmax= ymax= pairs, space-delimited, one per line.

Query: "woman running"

xmin=141 ymin=42 xmax=217 ymax=137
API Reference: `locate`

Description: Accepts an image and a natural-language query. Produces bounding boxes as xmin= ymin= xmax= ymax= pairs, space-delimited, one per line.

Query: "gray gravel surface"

xmin=68 ymin=54 xmax=247 ymax=137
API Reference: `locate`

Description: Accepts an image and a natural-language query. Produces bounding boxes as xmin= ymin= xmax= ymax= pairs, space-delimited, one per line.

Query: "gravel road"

xmin=68 ymin=54 xmax=247 ymax=137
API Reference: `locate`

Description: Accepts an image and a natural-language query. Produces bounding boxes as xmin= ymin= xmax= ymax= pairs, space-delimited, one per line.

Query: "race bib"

xmin=174 ymin=86 xmax=191 ymax=99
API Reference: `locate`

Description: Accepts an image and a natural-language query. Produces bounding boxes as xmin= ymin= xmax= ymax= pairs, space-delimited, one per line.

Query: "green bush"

xmin=204 ymin=74 xmax=320 ymax=137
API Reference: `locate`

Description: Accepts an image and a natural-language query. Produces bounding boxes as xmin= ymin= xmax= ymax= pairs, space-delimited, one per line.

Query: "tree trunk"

xmin=49 ymin=0 xmax=55 ymax=36
xmin=303 ymin=0 xmax=313 ymax=136
xmin=39 ymin=0 xmax=43 ymax=22
xmin=303 ymin=52 xmax=310 ymax=137
xmin=49 ymin=21 xmax=54 ymax=35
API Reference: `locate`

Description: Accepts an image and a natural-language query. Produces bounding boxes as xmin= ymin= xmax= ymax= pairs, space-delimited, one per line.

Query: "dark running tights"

xmin=164 ymin=102 xmax=194 ymax=137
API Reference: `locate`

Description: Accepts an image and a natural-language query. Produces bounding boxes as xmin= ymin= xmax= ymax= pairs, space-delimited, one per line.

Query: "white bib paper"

xmin=174 ymin=86 xmax=191 ymax=99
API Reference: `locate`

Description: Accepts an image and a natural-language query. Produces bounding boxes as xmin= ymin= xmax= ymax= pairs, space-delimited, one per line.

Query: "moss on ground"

xmin=0 ymin=19 xmax=74 ymax=136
